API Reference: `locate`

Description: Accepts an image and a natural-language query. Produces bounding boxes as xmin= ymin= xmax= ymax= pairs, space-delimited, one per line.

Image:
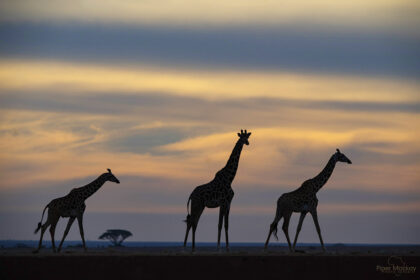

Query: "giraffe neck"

xmin=312 ymin=154 xmax=337 ymax=193
xmin=79 ymin=174 xmax=108 ymax=200
xmin=217 ymin=139 xmax=244 ymax=185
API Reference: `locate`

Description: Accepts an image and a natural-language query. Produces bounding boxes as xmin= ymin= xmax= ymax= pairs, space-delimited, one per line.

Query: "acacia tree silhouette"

xmin=99 ymin=229 xmax=132 ymax=246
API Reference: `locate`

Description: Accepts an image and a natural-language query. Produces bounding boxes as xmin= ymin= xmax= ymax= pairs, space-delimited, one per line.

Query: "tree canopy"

xmin=99 ymin=229 xmax=132 ymax=246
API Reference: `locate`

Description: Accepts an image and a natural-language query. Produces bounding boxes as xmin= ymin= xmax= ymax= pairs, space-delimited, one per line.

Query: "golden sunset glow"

xmin=1 ymin=60 xmax=419 ymax=102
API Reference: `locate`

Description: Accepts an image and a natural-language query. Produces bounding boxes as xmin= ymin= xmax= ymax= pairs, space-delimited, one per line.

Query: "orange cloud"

xmin=0 ymin=60 xmax=419 ymax=205
xmin=1 ymin=59 xmax=419 ymax=102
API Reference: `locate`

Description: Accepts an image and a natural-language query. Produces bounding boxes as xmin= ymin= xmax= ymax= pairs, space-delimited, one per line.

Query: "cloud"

xmin=0 ymin=69 xmax=418 ymax=193
xmin=0 ymin=105 xmax=418 ymax=193
xmin=1 ymin=60 xmax=419 ymax=102
xmin=0 ymin=0 xmax=419 ymax=32
xmin=1 ymin=23 xmax=419 ymax=78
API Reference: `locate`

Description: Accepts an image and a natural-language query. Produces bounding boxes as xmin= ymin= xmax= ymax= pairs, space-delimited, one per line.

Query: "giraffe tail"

xmin=183 ymin=196 xmax=192 ymax=224
xmin=34 ymin=204 xmax=48 ymax=234
xmin=183 ymin=215 xmax=191 ymax=224
xmin=271 ymin=203 xmax=283 ymax=241
xmin=272 ymin=222 xmax=279 ymax=241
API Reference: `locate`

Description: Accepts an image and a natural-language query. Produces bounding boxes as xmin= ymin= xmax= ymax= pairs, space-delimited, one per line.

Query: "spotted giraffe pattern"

xmin=33 ymin=169 xmax=120 ymax=253
xmin=264 ymin=149 xmax=352 ymax=252
xmin=183 ymin=130 xmax=251 ymax=252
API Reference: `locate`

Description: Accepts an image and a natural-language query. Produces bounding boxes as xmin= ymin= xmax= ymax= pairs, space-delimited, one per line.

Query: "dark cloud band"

xmin=1 ymin=22 xmax=419 ymax=78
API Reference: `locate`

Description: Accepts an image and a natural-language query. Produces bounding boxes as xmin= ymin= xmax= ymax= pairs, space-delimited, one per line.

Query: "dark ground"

xmin=1 ymin=245 xmax=419 ymax=280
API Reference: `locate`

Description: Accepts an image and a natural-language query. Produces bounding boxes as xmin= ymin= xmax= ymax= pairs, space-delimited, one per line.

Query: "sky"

xmin=0 ymin=0 xmax=419 ymax=244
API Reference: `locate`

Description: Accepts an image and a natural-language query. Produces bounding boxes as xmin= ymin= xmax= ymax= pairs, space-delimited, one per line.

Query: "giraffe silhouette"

xmin=264 ymin=149 xmax=352 ymax=252
xmin=183 ymin=130 xmax=251 ymax=252
xmin=33 ymin=169 xmax=120 ymax=253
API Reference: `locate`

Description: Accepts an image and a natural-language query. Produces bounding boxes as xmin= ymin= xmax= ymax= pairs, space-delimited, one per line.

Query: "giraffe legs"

xmin=264 ymin=206 xmax=282 ymax=250
xmin=33 ymin=212 xmax=60 ymax=253
xmin=33 ymin=219 xmax=51 ymax=253
xmin=77 ymin=214 xmax=87 ymax=251
xmin=264 ymin=224 xmax=274 ymax=250
xmin=292 ymin=212 xmax=307 ymax=250
xmin=183 ymin=221 xmax=192 ymax=248
xmin=217 ymin=206 xmax=224 ymax=250
xmin=191 ymin=203 xmax=204 ymax=252
xmin=224 ymin=204 xmax=231 ymax=251
xmin=282 ymin=212 xmax=293 ymax=252
xmin=184 ymin=199 xmax=204 ymax=252
xmin=310 ymin=210 xmax=325 ymax=252
xmin=57 ymin=217 xmax=75 ymax=252
xmin=49 ymin=216 xmax=59 ymax=253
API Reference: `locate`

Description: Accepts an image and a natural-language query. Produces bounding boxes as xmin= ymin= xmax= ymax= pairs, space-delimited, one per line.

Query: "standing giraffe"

xmin=33 ymin=169 xmax=120 ymax=253
xmin=183 ymin=130 xmax=251 ymax=252
xmin=264 ymin=149 xmax=352 ymax=252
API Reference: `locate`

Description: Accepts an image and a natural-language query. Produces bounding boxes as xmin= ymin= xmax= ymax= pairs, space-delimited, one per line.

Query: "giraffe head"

xmin=105 ymin=168 xmax=121 ymax=183
xmin=335 ymin=149 xmax=352 ymax=164
xmin=237 ymin=129 xmax=251 ymax=145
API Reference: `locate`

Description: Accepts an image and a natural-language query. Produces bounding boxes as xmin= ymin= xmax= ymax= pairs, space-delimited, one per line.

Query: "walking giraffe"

xmin=33 ymin=169 xmax=120 ymax=253
xmin=183 ymin=130 xmax=251 ymax=252
xmin=264 ymin=149 xmax=352 ymax=252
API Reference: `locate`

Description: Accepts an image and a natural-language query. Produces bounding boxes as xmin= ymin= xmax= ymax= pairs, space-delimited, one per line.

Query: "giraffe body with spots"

xmin=33 ymin=169 xmax=120 ymax=253
xmin=184 ymin=130 xmax=251 ymax=252
xmin=264 ymin=149 xmax=352 ymax=252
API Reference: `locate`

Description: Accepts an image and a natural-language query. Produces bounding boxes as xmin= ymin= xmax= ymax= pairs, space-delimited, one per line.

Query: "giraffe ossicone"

xmin=183 ymin=130 xmax=251 ymax=252
xmin=33 ymin=169 xmax=120 ymax=253
xmin=264 ymin=149 xmax=352 ymax=252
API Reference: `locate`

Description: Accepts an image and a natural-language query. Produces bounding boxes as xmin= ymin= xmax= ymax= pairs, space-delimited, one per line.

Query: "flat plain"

xmin=1 ymin=245 xmax=419 ymax=280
